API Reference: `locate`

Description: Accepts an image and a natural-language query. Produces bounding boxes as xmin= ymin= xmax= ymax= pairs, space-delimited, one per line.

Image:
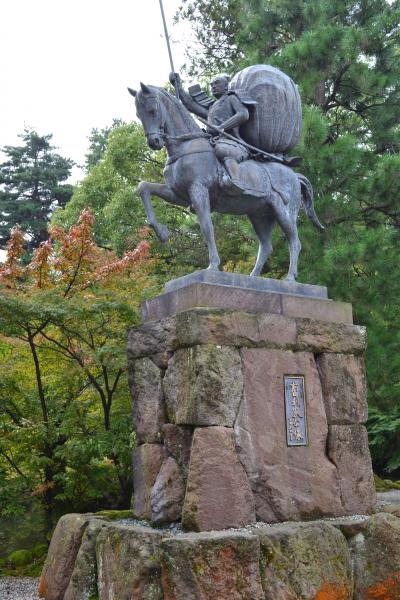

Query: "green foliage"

xmin=175 ymin=0 xmax=244 ymax=77
xmin=53 ymin=122 xmax=166 ymax=256
xmin=368 ymin=405 xmax=400 ymax=474
xmin=0 ymin=546 xmax=46 ymax=577
xmin=374 ymin=474 xmax=400 ymax=492
xmin=84 ymin=119 xmax=123 ymax=172
xmin=8 ymin=549 xmax=33 ymax=567
xmin=0 ymin=211 xmax=154 ymax=536
xmin=0 ymin=129 xmax=74 ymax=251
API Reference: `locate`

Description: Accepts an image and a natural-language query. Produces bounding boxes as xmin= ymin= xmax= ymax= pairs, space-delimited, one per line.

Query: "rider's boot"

xmin=221 ymin=158 xmax=248 ymax=195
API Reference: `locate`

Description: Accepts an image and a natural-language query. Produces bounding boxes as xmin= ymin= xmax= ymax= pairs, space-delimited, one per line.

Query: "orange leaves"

xmin=0 ymin=209 xmax=151 ymax=296
xmin=0 ymin=224 xmax=26 ymax=286
xmin=90 ymin=240 xmax=150 ymax=285
xmin=29 ymin=240 xmax=53 ymax=288
xmin=315 ymin=583 xmax=350 ymax=600
xmin=367 ymin=573 xmax=400 ymax=599
xmin=49 ymin=208 xmax=99 ymax=294
xmin=31 ymin=480 xmax=55 ymax=497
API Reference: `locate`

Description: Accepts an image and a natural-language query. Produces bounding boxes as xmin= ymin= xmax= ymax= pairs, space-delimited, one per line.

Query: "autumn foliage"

xmin=0 ymin=208 xmax=150 ymax=293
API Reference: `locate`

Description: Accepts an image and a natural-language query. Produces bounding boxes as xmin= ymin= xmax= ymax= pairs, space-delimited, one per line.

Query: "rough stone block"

xmin=151 ymin=457 xmax=185 ymax=525
xmin=328 ymin=516 xmax=371 ymax=538
xmin=162 ymin=423 xmax=193 ymax=477
xmin=127 ymin=318 xmax=173 ymax=358
xmin=96 ymin=523 xmax=165 ymax=600
xmin=350 ymin=513 xmax=400 ymax=599
xmin=178 ymin=309 xmax=298 ymax=350
xmin=133 ymin=444 xmax=165 ymax=520
xmin=130 ymin=357 xmax=165 ymax=443
xmin=163 ymin=344 xmax=243 ymax=426
xmin=317 ymin=353 xmax=368 ymax=424
xmin=182 ymin=426 xmax=255 ymax=531
xmin=253 ymin=521 xmax=353 ymax=599
xmin=64 ymin=518 xmax=109 ymax=600
xmin=234 ymin=348 xmax=343 ymax=522
xmin=161 ymin=531 xmax=264 ymax=600
xmin=296 ymin=319 xmax=367 ymax=355
xmin=127 ymin=309 xmax=366 ymax=360
xmin=38 ymin=513 xmax=92 ymax=600
xmin=328 ymin=424 xmax=376 ymax=515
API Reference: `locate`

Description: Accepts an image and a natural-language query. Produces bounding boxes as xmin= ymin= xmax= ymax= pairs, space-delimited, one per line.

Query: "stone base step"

xmin=39 ymin=509 xmax=400 ymax=600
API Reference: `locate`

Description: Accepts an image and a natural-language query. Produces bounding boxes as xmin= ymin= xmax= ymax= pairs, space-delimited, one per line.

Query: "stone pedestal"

xmin=39 ymin=508 xmax=400 ymax=600
xmin=128 ymin=272 xmax=375 ymax=531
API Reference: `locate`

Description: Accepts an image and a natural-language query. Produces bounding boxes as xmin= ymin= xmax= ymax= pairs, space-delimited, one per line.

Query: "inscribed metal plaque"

xmin=284 ymin=375 xmax=308 ymax=446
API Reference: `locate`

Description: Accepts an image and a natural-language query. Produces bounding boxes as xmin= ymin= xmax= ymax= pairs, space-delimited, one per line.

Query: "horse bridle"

xmin=144 ymin=127 xmax=166 ymax=141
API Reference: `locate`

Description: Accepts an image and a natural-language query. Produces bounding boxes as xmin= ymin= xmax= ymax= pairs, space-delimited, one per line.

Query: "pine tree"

xmin=0 ymin=129 xmax=74 ymax=250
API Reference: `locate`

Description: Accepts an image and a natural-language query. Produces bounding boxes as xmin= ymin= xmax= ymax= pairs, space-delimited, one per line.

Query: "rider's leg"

xmin=189 ymin=181 xmax=220 ymax=270
xmin=215 ymin=140 xmax=250 ymax=194
xmin=223 ymin=157 xmax=240 ymax=180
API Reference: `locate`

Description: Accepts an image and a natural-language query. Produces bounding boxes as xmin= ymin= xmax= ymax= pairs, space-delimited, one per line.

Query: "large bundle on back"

xmin=230 ymin=65 xmax=302 ymax=154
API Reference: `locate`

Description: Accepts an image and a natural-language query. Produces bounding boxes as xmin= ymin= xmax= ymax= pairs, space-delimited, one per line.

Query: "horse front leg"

xmin=137 ymin=181 xmax=182 ymax=242
xmin=189 ymin=182 xmax=220 ymax=270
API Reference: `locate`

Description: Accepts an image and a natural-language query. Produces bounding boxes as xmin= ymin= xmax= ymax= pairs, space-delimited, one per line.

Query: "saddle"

xmin=220 ymin=159 xmax=293 ymax=204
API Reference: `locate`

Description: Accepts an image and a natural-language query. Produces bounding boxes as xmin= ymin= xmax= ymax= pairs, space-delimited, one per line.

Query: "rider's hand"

xmin=169 ymin=72 xmax=180 ymax=86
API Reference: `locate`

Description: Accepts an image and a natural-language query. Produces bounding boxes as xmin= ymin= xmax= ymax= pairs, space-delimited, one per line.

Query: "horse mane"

xmin=150 ymin=86 xmax=200 ymax=134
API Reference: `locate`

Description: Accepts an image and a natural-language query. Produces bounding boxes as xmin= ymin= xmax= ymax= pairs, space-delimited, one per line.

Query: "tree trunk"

xmin=315 ymin=81 xmax=325 ymax=107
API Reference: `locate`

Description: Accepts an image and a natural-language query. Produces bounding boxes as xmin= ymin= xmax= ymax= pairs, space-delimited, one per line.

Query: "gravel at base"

xmin=377 ymin=490 xmax=400 ymax=505
xmin=0 ymin=577 xmax=39 ymax=599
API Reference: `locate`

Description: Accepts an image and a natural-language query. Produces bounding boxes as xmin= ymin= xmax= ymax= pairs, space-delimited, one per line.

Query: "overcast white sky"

xmin=0 ymin=0 xmax=191 ymax=180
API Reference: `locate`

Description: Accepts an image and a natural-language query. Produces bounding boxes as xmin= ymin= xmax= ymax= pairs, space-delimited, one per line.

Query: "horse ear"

xmin=127 ymin=87 xmax=137 ymax=97
xmin=140 ymin=82 xmax=151 ymax=95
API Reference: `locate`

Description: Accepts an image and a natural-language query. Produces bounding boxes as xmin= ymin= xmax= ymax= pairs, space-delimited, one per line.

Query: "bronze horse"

xmin=128 ymin=83 xmax=323 ymax=280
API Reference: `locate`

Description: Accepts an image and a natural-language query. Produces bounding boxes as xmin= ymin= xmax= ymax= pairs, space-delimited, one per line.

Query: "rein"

xmin=164 ymin=131 xmax=210 ymax=142
xmin=166 ymin=145 xmax=215 ymax=166
xmin=162 ymin=130 xmax=214 ymax=166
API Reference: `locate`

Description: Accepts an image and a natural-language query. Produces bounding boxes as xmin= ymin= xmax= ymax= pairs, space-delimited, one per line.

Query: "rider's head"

xmin=211 ymin=75 xmax=230 ymax=98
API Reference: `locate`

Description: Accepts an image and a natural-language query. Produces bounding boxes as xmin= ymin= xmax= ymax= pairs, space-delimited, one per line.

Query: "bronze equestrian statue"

xmin=128 ymin=65 xmax=323 ymax=281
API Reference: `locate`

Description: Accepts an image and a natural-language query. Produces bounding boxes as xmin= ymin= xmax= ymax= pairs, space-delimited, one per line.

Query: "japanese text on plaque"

xmin=284 ymin=376 xmax=308 ymax=446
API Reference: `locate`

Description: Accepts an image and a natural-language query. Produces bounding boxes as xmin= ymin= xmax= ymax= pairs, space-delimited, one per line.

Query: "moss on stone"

xmin=374 ymin=473 xmax=400 ymax=491
xmin=0 ymin=547 xmax=45 ymax=577
xmin=8 ymin=549 xmax=33 ymax=566
xmin=94 ymin=509 xmax=132 ymax=520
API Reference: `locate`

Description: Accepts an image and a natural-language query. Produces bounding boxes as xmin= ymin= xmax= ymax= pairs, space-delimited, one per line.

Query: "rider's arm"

xmin=219 ymin=95 xmax=249 ymax=132
xmin=169 ymin=73 xmax=209 ymax=119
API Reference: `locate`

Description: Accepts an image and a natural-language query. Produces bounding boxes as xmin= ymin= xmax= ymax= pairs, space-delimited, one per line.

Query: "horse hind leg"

xmin=249 ymin=214 xmax=276 ymax=277
xmin=275 ymin=210 xmax=301 ymax=282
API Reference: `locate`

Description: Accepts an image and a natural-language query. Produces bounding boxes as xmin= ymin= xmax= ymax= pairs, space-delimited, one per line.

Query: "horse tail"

xmin=297 ymin=173 xmax=325 ymax=231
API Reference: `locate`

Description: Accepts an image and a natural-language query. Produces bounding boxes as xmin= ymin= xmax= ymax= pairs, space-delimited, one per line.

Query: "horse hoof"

xmin=156 ymin=225 xmax=170 ymax=243
xmin=207 ymin=264 xmax=220 ymax=271
xmin=285 ymin=275 xmax=296 ymax=282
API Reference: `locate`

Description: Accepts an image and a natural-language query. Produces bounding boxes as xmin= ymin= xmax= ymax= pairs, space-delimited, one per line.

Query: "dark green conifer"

xmin=0 ymin=129 xmax=73 ymax=250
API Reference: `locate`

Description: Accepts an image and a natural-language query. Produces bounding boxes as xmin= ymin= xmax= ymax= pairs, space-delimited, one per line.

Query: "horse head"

xmin=128 ymin=83 xmax=166 ymax=150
